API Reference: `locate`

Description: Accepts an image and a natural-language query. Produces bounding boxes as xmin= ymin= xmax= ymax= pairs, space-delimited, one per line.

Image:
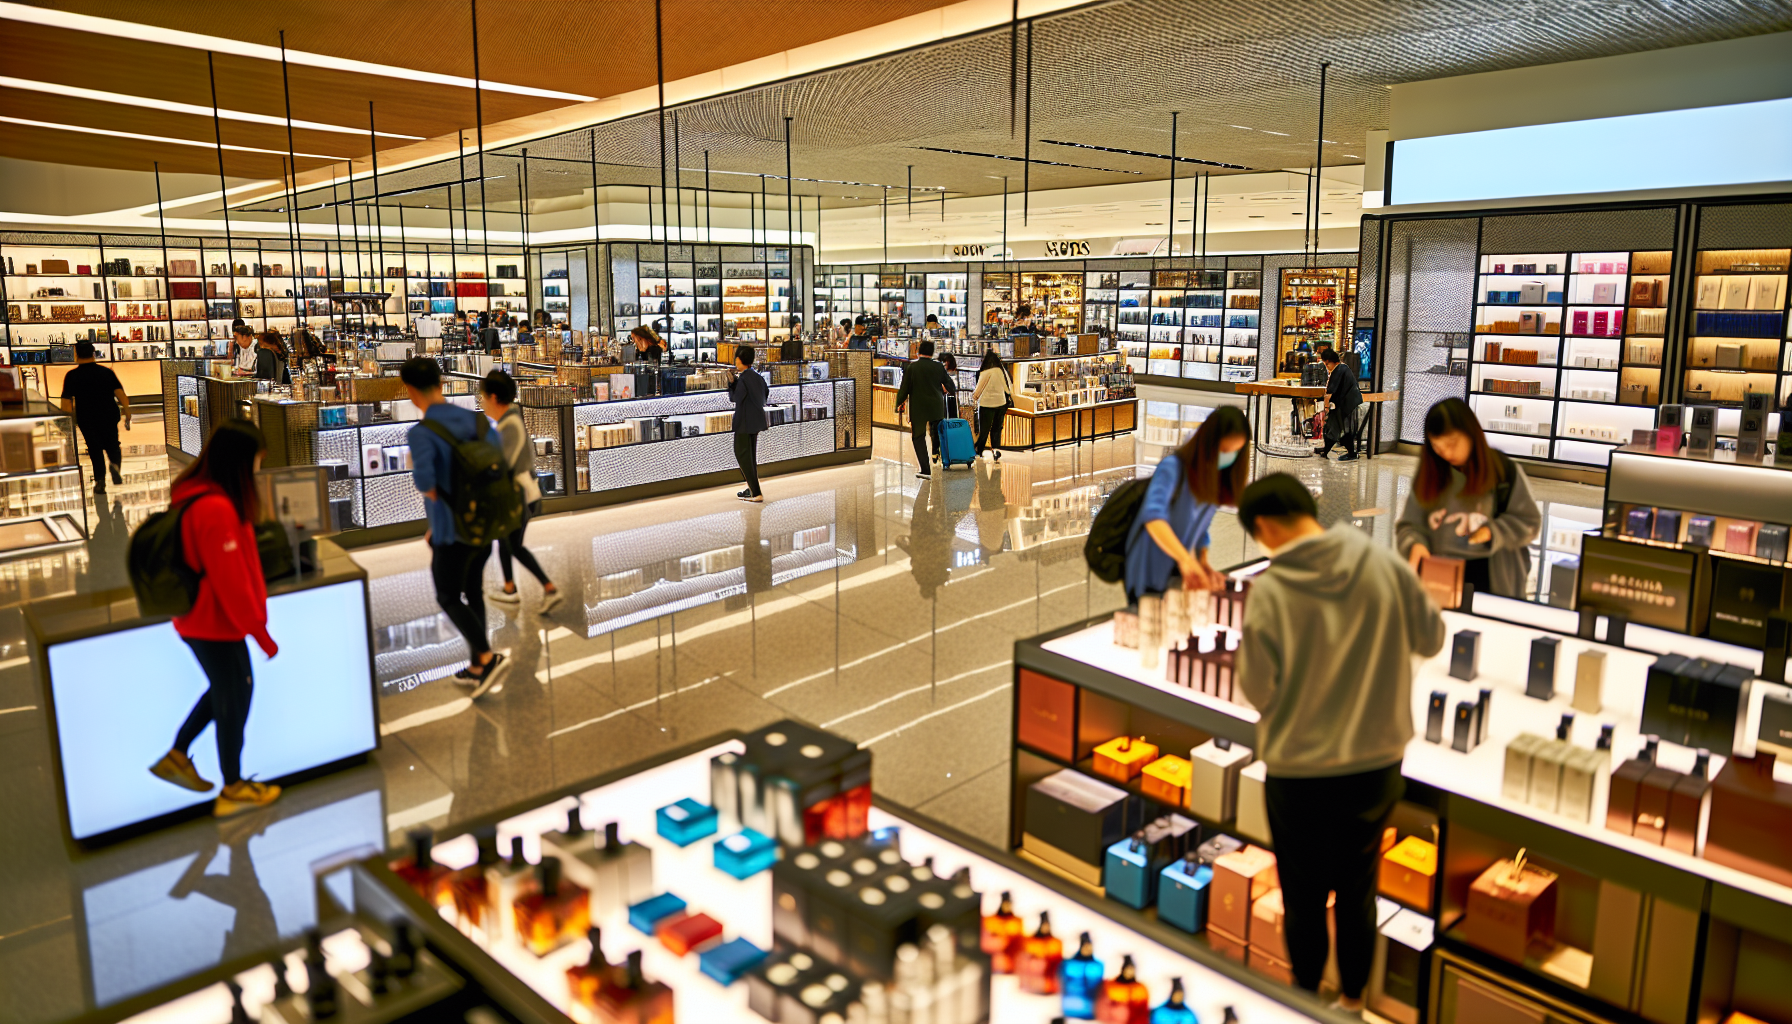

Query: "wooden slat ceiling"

xmin=0 ymin=0 xmax=958 ymax=177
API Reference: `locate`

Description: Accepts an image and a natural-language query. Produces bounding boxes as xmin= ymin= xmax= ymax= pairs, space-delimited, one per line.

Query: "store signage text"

xmin=1044 ymin=240 xmax=1091 ymax=257
xmin=951 ymin=244 xmax=987 ymax=258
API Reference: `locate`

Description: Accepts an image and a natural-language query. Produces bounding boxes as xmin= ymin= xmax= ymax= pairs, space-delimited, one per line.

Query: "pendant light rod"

xmin=278 ymin=31 xmax=304 ymax=328
xmin=587 ymin=134 xmax=599 ymax=248
xmin=1311 ymin=61 xmax=1329 ymax=264
xmin=205 ymin=52 xmax=236 ymax=312
xmin=1167 ymin=111 xmax=1177 ymax=258
xmin=704 ymin=150 xmax=711 ymax=243
xmin=654 ymin=0 xmax=668 ymax=242
xmin=155 ymin=161 xmax=173 ymax=341
xmin=673 ymin=111 xmax=683 ymax=243
xmin=1008 ymin=0 xmax=1019 ymax=137
xmin=368 ymin=101 xmax=385 ymax=327
xmin=785 ymin=116 xmax=794 ymax=250
xmin=471 ymin=0 xmax=489 ymax=279
xmin=1022 ymin=19 xmax=1032 ymax=226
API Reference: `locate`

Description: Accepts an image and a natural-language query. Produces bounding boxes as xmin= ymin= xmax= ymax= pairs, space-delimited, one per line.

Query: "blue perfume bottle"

xmin=1151 ymin=977 xmax=1199 ymax=1024
xmin=1060 ymin=930 xmax=1105 ymax=1020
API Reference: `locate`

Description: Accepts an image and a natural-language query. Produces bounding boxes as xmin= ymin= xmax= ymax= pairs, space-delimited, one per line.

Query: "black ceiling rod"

xmin=1167 ymin=111 xmax=1177 ymax=259
xmin=1200 ymin=171 xmax=1209 ymax=260
xmin=655 ymin=0 xmax=669 ymax=244
xmin=673 ymin=111 xmax=684 ymax=244
xmin=907 ymin=165 xmax=912 ymax=220
xmin=1001 ymin=175 xmax=1008 ymax=268
xmin=205 ymin=52 xmax=237 ymax=308
xmin=1009 ymin=0 xmax=1019 ymax=137
xmin=278 ymin=31 xmax=304 ymax=328
xmin=458 ymin=130 xmax=472 ymax=264
xmin=154 ymin=161 xmax=173 ymax=339
xmin=1023 ymin=19 xmax=1032 ymax=226
xmin=704 ymin=150 xmax=712 ymax=243
xmin=471 ymin=0 xmax=491 ymax=283
xmin=521 ymin=150 xmax=531 ymax=260
xmin=1311 ymin=61 xmax=1329 ymax=267
xmin=587 ymin=134 xmax=599 ymax=248
xmin=785 ymin=116 xmax=795 ymax=250
xmin=369 ymin=102 xmax=386 ymax=325
xmin=761 ymin=174 xmax=768 ymax=246
xmin=882 ymin=186 xmax=888 ymax=263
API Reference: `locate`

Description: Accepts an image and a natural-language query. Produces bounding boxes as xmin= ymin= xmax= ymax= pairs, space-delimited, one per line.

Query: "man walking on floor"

xmin=1233 ymin=473 xmax=1444 ymax=1014
xmin=1317 ymin=347 xmax=1363 ymax=460
xmin=729 ymin=344 xmax=769 ymax=502
xmin=58 ymin=341 xmax=129 ymax=493
xmin=401 ymin=357 xmax=512 ymax=697
xmin=893 ymin=338 xmax=952 ymax=480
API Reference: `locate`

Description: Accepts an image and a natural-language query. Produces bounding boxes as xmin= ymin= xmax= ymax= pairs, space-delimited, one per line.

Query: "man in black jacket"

xmin=1318 ymin=347 xmax=1363 ymax=461
xmin=729 ymin=344 xmax=770 ymax=502
xmin=894 ymin=339 xmax=952 ymax=480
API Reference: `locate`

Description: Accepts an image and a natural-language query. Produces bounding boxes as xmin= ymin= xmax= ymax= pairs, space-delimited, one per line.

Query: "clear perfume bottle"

xmin=1097 ymin=955 xmax=1151 ymax=1024
xmin=594 ymin=822 xmax=656 ymax=918
xmin=590 ymin=949 xmax=675 ymax=1024
xmin=1060 ymin=931 xmax=1105 ymax=1020
xmin=1016 ymin=911 xmax=1064 ymax=995
xmin=1150 ymin=977 xmax=1199 ymax=1024
xmin=445 ymin=828 xmax=502 ymax=941
xmin=566 ymin=926 xmax=614 ymax=1010
xmin=513 ymin=856 xmax=591 ymax=957
xmin=391 ymin=827 xmax=452 ymax=908
xmin=979 ymin=890 xmax=1024 ymax=973
xmin=486 ymin=834 xmax=536 ymax=944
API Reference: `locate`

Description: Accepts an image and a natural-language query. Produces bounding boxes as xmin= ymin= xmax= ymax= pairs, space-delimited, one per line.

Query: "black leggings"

xmin=734 ymin=431 xmax=762 ymax=497
xmin=432 ymin=542 xmax=492 ymax=657
xmin=175 ymin=638 xmax=254 ymax=786
xmin=974 ymin=406 xmax=1007 ymax=454
xmin=497 ymin=506 xmax=551 ymax=586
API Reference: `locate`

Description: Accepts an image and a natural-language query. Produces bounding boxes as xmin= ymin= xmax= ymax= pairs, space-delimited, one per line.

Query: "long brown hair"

xmin=173 ymin=419 xmax=266 ymax=522
xmin=631 ymin=324 xmax=662 ymax=348
xmin=1415 ymin=397 xmax=1503 ymax=504
xmin=260 ymin=328 xmax=288 ymax=361
xmin=1176 ymin=405 xmax=1250 ymax=505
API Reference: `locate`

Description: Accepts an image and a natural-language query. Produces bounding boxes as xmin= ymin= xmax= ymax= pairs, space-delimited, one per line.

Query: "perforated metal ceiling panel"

xmin=227 ymin=0 xmax=1792 ymax=218
xmin=1697 ymin=201 xmax=1792 ymax=248
xmin=1480 ymin=207 xmax=1678 ymax=253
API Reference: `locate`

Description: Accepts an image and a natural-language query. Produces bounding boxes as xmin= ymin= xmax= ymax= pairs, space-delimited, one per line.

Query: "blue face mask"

xmin=1217 ymin=448 xmax=1239 ymax=470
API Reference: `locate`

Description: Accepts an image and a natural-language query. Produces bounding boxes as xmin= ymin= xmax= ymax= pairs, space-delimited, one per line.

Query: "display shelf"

xmin=1275 ymin=267 xmax=1357 ymax=379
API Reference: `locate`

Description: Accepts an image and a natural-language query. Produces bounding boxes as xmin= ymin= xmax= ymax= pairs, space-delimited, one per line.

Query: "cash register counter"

xmin=1011 ymin=566 xmax=1792 ymax=1024
xmin=27 ymin=537 xmax=378 ymax=847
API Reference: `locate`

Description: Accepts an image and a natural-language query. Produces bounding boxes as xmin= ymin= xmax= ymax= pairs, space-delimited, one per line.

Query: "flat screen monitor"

xmin=47 ymin=580 xmax=378 ymax=841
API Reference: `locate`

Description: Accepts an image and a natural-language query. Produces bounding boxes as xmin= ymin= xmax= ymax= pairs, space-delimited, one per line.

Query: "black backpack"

xmin=422 ymin=418 xmax=523 ymax=546
xmin=128 ymin=497 xmax=202 ymax=616
xmin=1084 ymin=477 xmax=1153 ymax=583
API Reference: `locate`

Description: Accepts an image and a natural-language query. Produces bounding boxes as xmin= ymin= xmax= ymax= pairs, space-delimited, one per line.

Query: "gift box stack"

xmin=710 ymin=719 xmax=872 ymax=851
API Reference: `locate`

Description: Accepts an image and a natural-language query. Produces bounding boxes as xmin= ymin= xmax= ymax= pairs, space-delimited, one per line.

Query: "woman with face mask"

xmin=1124 ymin=405 xmax=1251 ymax=601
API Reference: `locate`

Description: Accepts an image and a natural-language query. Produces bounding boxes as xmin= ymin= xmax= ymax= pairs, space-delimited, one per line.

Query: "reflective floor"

xmin=0 ymin=386 xmax=1603 ymax=1022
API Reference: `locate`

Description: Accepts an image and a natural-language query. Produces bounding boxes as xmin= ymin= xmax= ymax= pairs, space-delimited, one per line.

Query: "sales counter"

xmin=1012 ymin=563 xmax=1792 ymax=1024
xmin=871 ymin=352 xmax=1136 ymax=452
xmin=26 ymin=537 xmax=378 ymax=846
xmin=90 ymin=726 xmax=1352 ymax=1024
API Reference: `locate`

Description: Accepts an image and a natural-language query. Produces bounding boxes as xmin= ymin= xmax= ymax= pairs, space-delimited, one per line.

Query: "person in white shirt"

xmin=969 ymin=348 xmax=1012 ymax=460
xmin=229 ymin=322 xmax=257 ymax=377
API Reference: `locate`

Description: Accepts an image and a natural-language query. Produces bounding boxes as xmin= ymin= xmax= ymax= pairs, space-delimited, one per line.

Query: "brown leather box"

xmin=1464 ymin=855 xmax=1558 ymax=963
xmin=1420 ymin=555 xmax=1465 ymax=609
xmin=1606 ymin=742 xmax=1659 ymax=836
xmin=1017 ymin=669 xmax=1077 ymax=762
xmin=1705 ymin=752 xmax=1792 ymax=888
xmin=1249 ymin=889 xmax=1287 ymax=961
xmin=1210 ymin=846 xmax=1278 ymax=940
xmin=1206 ymin=924 xmax=1247 ymax=963
xmin=1665 ymin=754 xmax=1713 ymax=856
xmin=1634 ymin=766 xmax=1683 ymax=845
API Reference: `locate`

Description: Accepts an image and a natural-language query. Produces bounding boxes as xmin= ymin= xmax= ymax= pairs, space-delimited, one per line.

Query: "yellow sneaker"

xmin=215 ymin=779 xmax=282 ymax=817
xmin=149 ymin=749 xmax=214 ymax=793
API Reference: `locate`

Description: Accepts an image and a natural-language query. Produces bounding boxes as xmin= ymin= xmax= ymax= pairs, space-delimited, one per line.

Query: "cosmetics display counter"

xmin=871 ymin=352 xmax=1135 ymax=451
xmin=0 ymin=395 xmax=89 ymax=559
xmin=103 ymin=723 xmax=1350 ymax=1024
xmin=27 ymin=538 xmax=378 ymax=846
xmin=1012 ymin=562 xmax=1792 ymax=1024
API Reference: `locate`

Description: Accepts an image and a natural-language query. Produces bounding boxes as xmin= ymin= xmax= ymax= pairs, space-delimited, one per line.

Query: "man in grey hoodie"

xmin=1234 ymin=473 xmax=1444 ymax=1013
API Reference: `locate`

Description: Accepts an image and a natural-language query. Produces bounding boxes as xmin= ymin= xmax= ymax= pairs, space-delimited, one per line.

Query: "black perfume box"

xmin=1451 ymin=701 xmax=1478 ymax=753
xmin=1450 ymin=631 xmax=1480 ymax=681
xmin=1707 ymin=556 xmax=1788 ymax=650
xmin=1527 ymin=636 xmax=1560 ymax=700
xmin=1426 ymin=692 xmax=1448 ymax=744
xmin=1023 ymin=768 xmax=1129 ymax=869
xmin=1641 ymin=653 xmax=1748 ymax=756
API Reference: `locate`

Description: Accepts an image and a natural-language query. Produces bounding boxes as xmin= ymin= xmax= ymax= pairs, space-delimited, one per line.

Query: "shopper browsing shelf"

xmin=847 ymin=320 xmax=872 ymax=350
xmin=480 ymin=370 xmax=562 ymax=614
xmin=147 ymin=420 xmax=284 ymax=818
xmin=255 ymin=330 xmax=290 ymax=384
xmin=478 ymin=312 xmax=502 ymax=355
xmin=728 ymin=344 xmax=770 ymax=502
xmin=1233 ymin=473 xmax=1445 ymax=1010
xmin=58 ymin=340 xmax=129 ymax=492
xmin=630 ymin=325 xmax=665 ymax=363
xmin=1122 ymin=405 xmax=1248 ymax=601
xmin=1316 ymin=347 xmax=1362 ymax=459
xmin=969 ymin=349 xmax=1011 ymax=460
xmin=893 ymin=339 xmax=953 ymax=480
xmin=401 ymin=357 xmax=512 ymax=697
xmin=1396 ymin=397 xmax=1541 ymax=600
xmin=230 ymin=321 xmax=257 ymax=377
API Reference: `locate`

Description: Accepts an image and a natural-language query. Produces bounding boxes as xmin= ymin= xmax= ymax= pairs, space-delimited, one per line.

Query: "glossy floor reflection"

xmin=0 ymin=386 xmax=1604 ymax=1022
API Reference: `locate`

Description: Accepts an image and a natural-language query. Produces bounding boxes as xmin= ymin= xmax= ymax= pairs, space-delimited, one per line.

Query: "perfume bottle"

xmin=391 ymin=827 xmax=453 ymax=907
xmin=513 ymin=857 xmax=591 ymax=956
xmin=593 ymin=822 xmax=656 ymax=916
xmin=1096 ymin=955 xmax=1151 ymax=1024
xmin=590 ymin=949 xmax=675 ymax=1024
xmin=1060 ymin=931 xmax=1105 ymax=1020
xmin=566 ymin=926 xmax=614 ymax=1010
xmin=1150 ymin=978 xmax=1198 ymax=1024
xmin=1016 ymin=911 xmax=1064 ymax=994
xmin=486 ymin=834 xmax=537 ymax=944
xmin=445 ymin=828 xmax=502 ymax=941
xmin=979 ymin=890 xmax=1025 ymax=973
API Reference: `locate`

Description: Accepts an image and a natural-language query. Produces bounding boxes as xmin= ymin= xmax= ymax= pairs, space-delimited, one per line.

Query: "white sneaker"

xmin=539 ymin=589 xmax=565 ymax=615
xmin=488 ymin=588 xmax=522 ymax=607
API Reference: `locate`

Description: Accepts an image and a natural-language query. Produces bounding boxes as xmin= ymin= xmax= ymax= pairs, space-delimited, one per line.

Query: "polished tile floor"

xmin=0 ymin=386 xmax=1603 ymax=1022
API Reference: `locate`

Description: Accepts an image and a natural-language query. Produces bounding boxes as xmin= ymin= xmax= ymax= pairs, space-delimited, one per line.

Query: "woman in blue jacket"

xmin=1124 ymin=405 xmax=1251 ymax=600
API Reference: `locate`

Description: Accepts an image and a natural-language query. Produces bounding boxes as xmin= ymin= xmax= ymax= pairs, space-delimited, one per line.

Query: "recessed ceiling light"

xmin=1249 ymin=215 xmax=1265 ymax=218
xmin=0 ymin=2 xmax=595 ymax=102
xmin=0 ymin=75 xmax=423 ymax=138
xmin=1262 ymin=130 xmax=1290 ymax=136
xmin=0 ymin=114 xmax=347 ymax=158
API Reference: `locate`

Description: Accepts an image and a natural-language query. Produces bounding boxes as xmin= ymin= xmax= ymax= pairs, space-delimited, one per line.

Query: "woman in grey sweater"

xmin=1396 ymin=398 xmax=1542 ymax=600
xmin=480 ymin=371 xmax=562 ymax=613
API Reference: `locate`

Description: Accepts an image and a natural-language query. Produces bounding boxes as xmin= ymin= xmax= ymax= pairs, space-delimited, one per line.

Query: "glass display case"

xmin=1275 ymin=266 xmax=1357 ymax=379
xmin=607 ymin=243 xmax=811 ymax=363
xmin=0 ymin=399 xmax=87 ymax=558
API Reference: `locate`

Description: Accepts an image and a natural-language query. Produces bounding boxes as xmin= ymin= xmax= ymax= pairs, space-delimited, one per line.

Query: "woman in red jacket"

xmin=147 ymin=420 xmax=282 ymax=817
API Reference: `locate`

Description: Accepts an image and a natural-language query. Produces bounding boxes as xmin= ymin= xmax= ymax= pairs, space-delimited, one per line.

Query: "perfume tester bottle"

xmin=566 ymin=926 xmax=614 ymax=1010
xmin=391 ymin=828 xmax=453 ymax=907
xmin=445 ymin=828 xmax=502 ymax=941
xmin=1150 ymin=978 xmax=1199 ymax=1024
xmin=980 ymin=891 xmax=1025 ymax=972
xmin=1060 ymin=931 xmax=1105 ymax=1020
xmin=513 ymin=857 xmax=591 ymax=956
xmin=486 ymin=835 xmax=536 ymax=944
xmin=1096 ymin=954 xmax=1150 ymax=1024
xmin=590 ymin=949 xmax=675 ymax=1024
xmin=1016 ymin=911 xmax=1064 ymax=994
